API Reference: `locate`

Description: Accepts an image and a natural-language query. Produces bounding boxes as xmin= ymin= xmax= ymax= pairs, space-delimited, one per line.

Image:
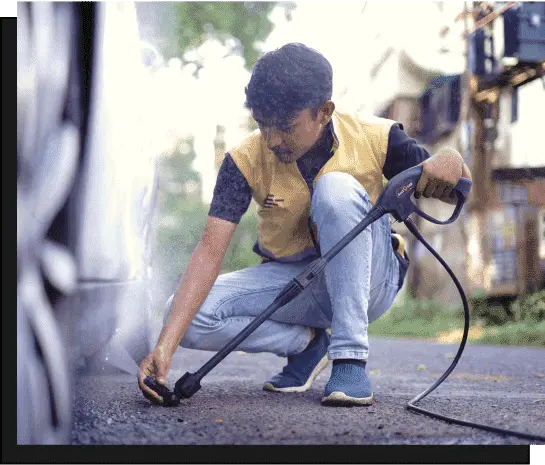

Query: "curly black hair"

xmin=244 ymin=43 xmax=333 ymax=126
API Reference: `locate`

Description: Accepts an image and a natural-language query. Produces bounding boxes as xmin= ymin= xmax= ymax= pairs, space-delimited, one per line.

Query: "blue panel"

xmin=503 ymin=6 xmax=520 ymax=58
xmin=417 ymin=75 xmax=462 ymax=145
xmin=502 ymin=2 xmax=545 ymax=62
xmin=469 ymin=29 xmax=487 ymax=75
xmin=469 ymin=28 xmax=499 ymax=78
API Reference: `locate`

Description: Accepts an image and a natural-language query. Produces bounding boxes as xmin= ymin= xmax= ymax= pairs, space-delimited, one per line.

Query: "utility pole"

xmin=465 ymin=1 xmax=504 ymax=295
xmin=458 ymin=1 xmax=474 ymax=297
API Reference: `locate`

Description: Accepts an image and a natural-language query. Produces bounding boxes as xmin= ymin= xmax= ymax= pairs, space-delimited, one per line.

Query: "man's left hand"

xmin=416 ymin=148 xmax=471 ymax=205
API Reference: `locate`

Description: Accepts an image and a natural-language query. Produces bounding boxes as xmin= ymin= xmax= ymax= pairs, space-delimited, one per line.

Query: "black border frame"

xmin=3 ymin=10 xmax=532 ymax=465
xmin=4 ymin=12 xmax=18 ymax=461
xmin=2 ymin=444 xmax=533 ymax=464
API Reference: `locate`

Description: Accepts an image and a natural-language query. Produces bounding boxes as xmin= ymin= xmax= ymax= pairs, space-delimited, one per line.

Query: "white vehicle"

xmin=17 ymin=2 xmax=161 ymax=443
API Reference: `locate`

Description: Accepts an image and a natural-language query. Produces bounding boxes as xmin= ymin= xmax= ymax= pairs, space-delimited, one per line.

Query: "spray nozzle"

xmin=143 ymin=376 xmax=180 ymax=406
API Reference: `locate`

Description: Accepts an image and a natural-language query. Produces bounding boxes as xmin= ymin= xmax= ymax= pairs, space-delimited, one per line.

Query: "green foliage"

xmin=151 ymin=140 xmax=260 ymax=308
xmin=472 ymin=302 xmax=513 ymax=326
xmin=511 ymin=290 xmax=545 ymax=323
xmin=153 ymin=141 xmax=205 ymax=290
xmin=136 ymin=2 xmax=295 ymax=70
xmin=175 ymin=2 xmax=276 ymax=69
xmin=473 ymin=321 xmax=545 ymax=347
xmin=369 ymin=292 xmax=545 ymax=347
xmin=222 ymin=202 xmax=261 ymax=273
xmin=138 ymin=1 xmax=286 ymax=311
xmin=470 ymin=290 xmax=545 ymax=326
xmin=398 ymin=298 xmax=449 ymax=322
xmin=369 ymin=296 xmax=462 ymax=338
xmin=469 ymin=291 xmax=509 ymax=326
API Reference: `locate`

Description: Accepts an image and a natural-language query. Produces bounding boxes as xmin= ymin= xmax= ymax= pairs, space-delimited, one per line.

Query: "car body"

xmin=17 ymin=1 xmax=160 ymax=444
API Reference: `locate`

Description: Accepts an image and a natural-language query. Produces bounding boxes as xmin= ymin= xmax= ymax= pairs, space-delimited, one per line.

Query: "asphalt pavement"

xmin=72 ymin=336 xmax=545 ymax=446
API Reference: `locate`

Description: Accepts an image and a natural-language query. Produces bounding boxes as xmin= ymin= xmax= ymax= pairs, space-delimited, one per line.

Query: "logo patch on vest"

xmin=264 ymin=194 xmax=284 ymax=209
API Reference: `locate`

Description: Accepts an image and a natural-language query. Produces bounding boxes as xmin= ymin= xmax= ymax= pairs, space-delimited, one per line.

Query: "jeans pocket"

xmin=368 ymin=280 xmax=400 ymax=323
xmin=393 ymin=249 xmax=410 ymax=291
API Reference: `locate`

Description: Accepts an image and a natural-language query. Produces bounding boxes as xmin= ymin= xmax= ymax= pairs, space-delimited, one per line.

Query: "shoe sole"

xmin=263 ymin=355 xmax=331 ymax=393
xmin=321 ymin=391 xmax=374 ymax=406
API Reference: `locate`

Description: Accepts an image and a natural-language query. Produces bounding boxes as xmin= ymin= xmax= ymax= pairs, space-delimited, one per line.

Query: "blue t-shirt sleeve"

xmin=208 ymin=153 xmax=252 ymax=224
xmin=383 ymin=124 xmax=431 ymax=180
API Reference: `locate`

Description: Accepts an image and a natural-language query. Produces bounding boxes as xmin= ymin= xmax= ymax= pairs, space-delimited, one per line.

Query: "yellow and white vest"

xmin=229 ymin=110 xmax=397 ymax=263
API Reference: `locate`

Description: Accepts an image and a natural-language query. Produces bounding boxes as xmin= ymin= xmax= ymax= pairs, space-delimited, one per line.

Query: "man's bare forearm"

xmin=156 ymin=240 xmax=224 ymax=358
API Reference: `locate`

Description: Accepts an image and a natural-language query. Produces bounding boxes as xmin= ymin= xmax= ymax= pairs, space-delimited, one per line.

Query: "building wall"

xmin=509 ymin=79 xmax=545 ymax=167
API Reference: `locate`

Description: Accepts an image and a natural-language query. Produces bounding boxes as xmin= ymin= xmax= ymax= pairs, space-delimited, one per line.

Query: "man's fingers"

xmin=423 ymin=178 xmax=438 ymax=198
xmin=137 ymin=363 xmax=164 ymax=404
xmin=433 ymin=182 xmax=453 ymax=199
xmin=137 ymin=366 xmax=152 ymax=392
xmin=441 ymin=184 xmax=454 ymax=199
xmin=416 ymin=170 xmax=430 ymax=196
xmin=138 ymin=376 xmax=164 ymax=404
xmin=447 ymin=190 xmax=459 ymax=204
xmin=143 ymin=390 xmax=163 ymax=405
xmin=137 ymin=372 xmax=147 ymax=392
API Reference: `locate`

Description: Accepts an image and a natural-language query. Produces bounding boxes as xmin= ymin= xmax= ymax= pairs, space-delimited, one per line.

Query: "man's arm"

xmin=156 ymin=154 xmax=253 ymax=358
xmin=155 ymin=216 xmax=238 ymax=359
xmin=383 ymin=124 xmax=431 ymax=180
xmin=383 ymin=124 xmax=472 ymax=205
xmin=208 ymin=154 xmax=254 ymax=224
xmin=138 ymin=155 xmax=253 ymax=401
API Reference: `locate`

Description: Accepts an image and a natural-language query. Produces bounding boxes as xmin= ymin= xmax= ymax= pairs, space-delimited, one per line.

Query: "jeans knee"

xmin=163 ymin=293 xmax=214 ymax=350
xmin=312 ymin=172 xmax=371 ymax=219
xmin=179 ymin=324 xmax=200 ymax=349
xmin=162 ymin=298 xmax=209 ymax=350
xmin=179 ymin=306 xmax=221 ymax=350
xmin=178 ymin=294 xmax=225 ymax=350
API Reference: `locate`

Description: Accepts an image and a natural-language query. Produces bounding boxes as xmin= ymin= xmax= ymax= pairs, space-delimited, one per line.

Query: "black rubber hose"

xmin=404 ymin=217 xmax=545 ymax=442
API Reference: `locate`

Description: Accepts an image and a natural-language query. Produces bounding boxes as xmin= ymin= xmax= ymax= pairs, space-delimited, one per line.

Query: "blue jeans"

xmin=164 ymin=172 xmax=401 ymax=361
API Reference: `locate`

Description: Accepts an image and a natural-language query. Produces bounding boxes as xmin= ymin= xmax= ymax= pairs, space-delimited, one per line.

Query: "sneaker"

xmin=263 ymin=328 xmax=331 ymax=393
xmin=321 ymin=360 xmax=374 ymax=406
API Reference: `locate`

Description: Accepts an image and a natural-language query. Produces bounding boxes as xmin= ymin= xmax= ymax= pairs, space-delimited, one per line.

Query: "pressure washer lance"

xmin=144 ymin=164 xmax=545 ymax=442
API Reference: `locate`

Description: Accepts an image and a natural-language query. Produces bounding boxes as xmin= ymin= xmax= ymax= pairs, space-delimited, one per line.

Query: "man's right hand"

xmin=137 ymin=346 xmax=172 ymax=404
xmin=137 ymin=216 xmax=237 ymax=404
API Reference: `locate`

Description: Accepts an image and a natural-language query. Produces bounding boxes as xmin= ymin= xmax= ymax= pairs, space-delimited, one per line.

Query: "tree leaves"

xmin=153 ymin=140 xmax=260 ymax=303
xmin=136 ymin=2 xmax=292 ymax=70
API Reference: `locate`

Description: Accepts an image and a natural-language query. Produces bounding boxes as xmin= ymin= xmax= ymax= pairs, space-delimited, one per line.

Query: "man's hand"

xmin=137 ymin=345 xmax=172 ymax=404
xmin=136 ymin=216 xmax=237 ymax=405
xmin=416 ymin=147 xmax=471 ymax=205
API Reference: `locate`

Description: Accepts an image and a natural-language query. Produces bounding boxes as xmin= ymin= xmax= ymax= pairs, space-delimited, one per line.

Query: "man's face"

xmin=253 ymin=103 xmax=334 ymax=164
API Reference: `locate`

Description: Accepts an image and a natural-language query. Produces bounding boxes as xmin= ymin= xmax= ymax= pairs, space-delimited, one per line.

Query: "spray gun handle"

xmin=414 ymin=173 xmax=472 ymax=225
xmin=377 ymin=165 xmax=472 ymax=224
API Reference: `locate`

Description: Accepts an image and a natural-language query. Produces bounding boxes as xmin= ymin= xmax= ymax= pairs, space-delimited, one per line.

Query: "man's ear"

xmin=320 ymin=100 xmax=335 ymax=123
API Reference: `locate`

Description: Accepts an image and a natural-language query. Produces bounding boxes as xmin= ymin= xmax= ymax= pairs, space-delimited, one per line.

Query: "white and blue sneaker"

xmin=263 ymin=328 xmax=331 ymax=393
xmin=321 ymin=359 xmax=374 ymax=406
